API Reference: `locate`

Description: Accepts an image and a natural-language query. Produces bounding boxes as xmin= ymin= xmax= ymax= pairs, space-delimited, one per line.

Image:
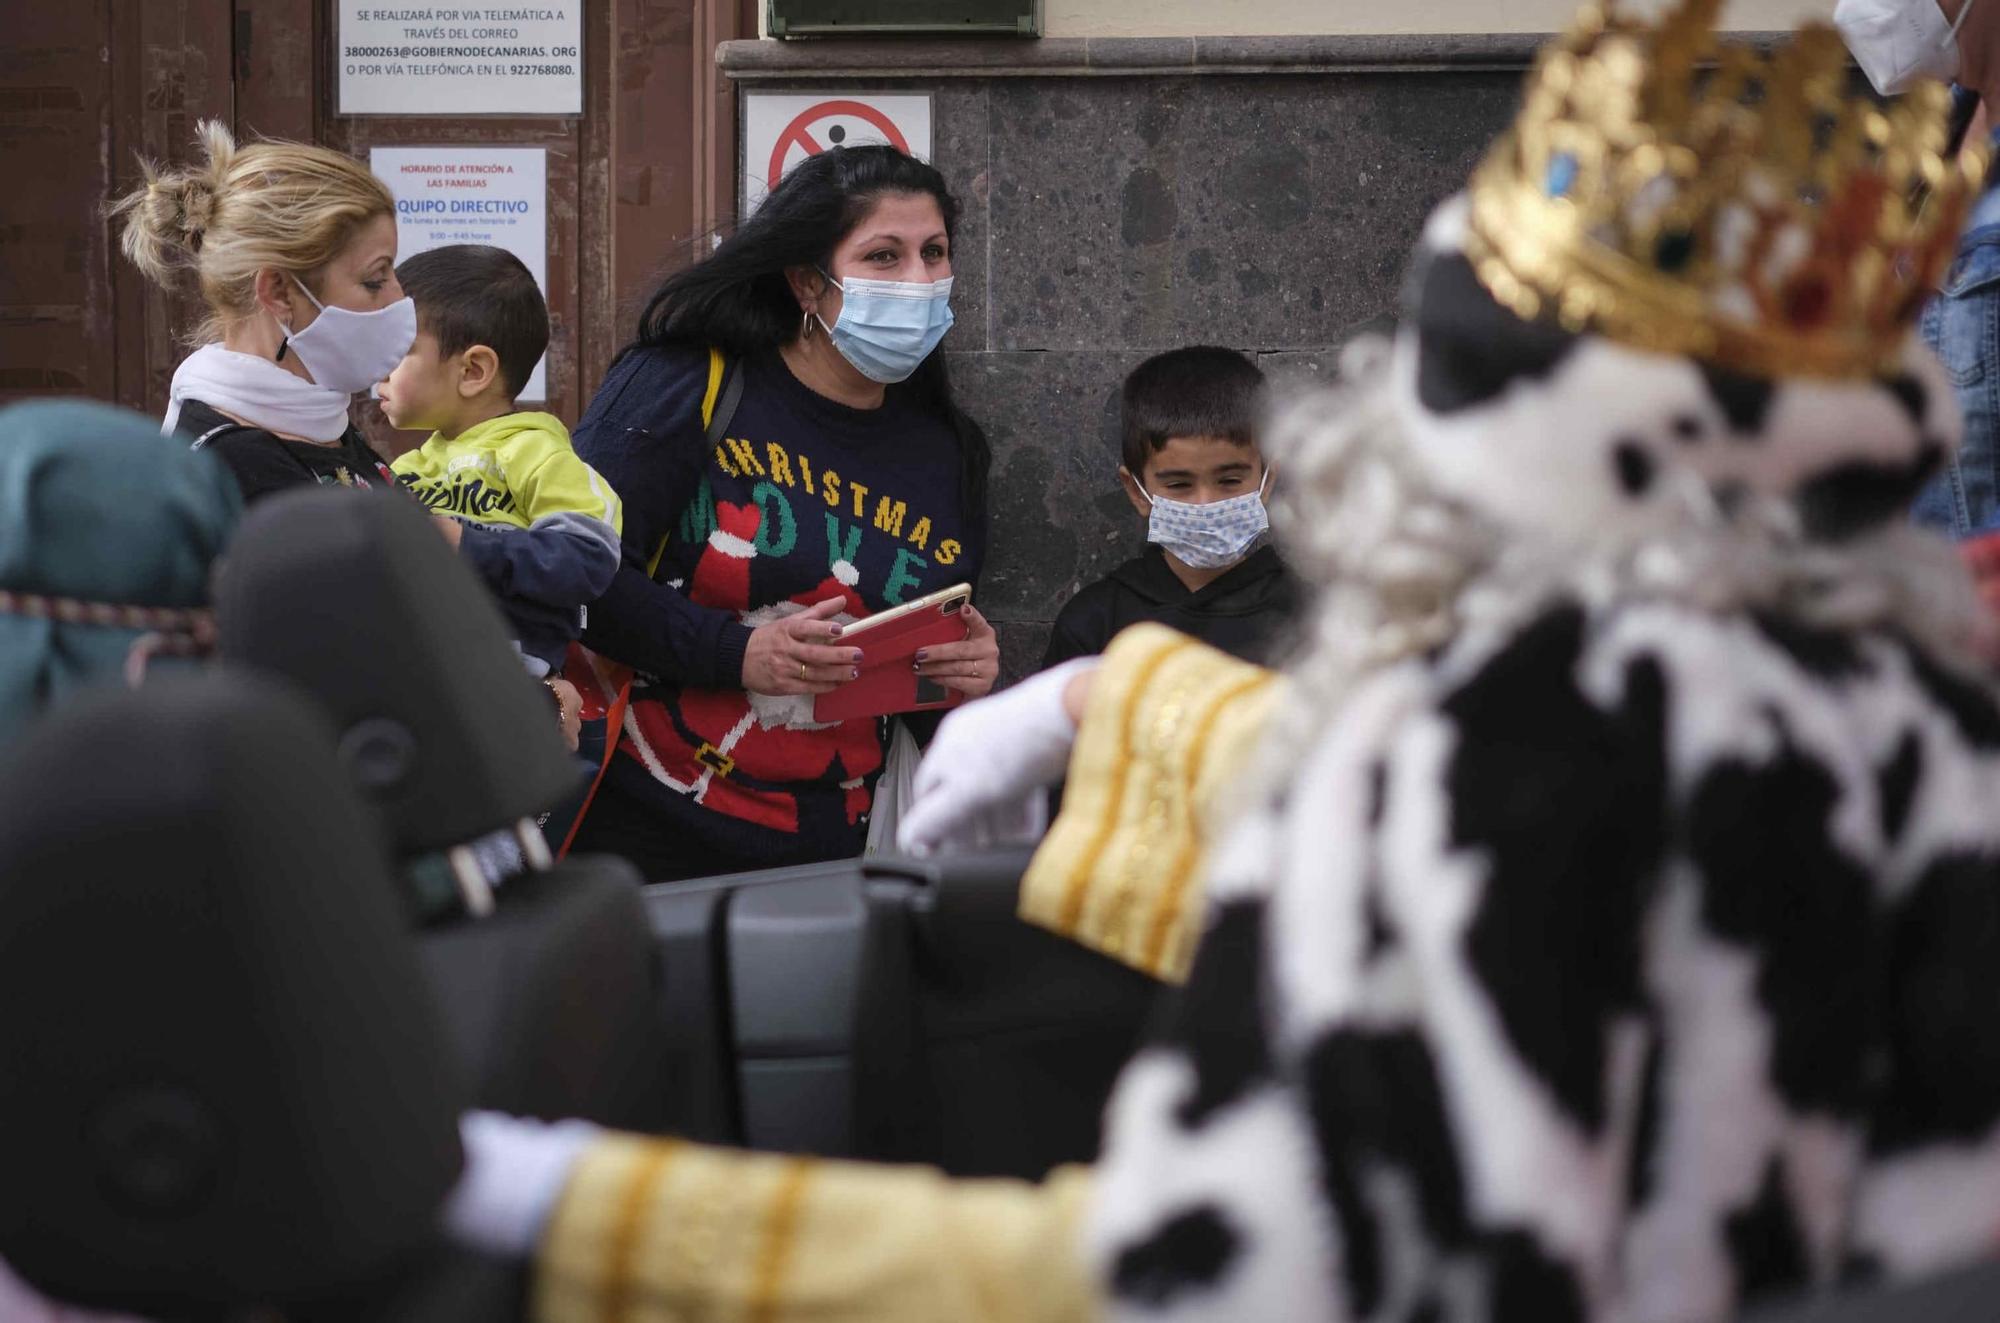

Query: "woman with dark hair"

xmin=568 ymin=145 xmax=998 ymax=881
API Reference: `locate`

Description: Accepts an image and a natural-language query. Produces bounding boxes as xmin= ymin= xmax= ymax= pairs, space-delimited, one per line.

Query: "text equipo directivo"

xmin=396 ymin=199 xmax=533 ymax=214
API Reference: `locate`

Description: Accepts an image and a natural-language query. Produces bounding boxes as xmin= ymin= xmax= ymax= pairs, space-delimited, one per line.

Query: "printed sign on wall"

xmin=740 ymin=93 xmax=934 ymax=219
xmin=339 ymin=4 xmax=582 ymax=116
xmin=371 ymin=146 xmax=550 ymax=400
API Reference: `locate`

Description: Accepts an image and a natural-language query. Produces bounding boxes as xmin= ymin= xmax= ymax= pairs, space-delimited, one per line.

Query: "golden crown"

xmin=1465 ymin=0 xmax=1984 ymax=379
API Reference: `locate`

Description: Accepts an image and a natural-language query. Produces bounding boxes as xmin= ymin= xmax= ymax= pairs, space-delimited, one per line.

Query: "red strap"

xmin=556 ymin=674 xmax=632 ymax=860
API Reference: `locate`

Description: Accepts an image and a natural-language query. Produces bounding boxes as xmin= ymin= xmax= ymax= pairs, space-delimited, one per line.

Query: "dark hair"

xmin=1120 ymin=346 xmax=1267 ymax=475
xmin=626 ymin=146 xmax=989 ymax=537
xmin=396 ymin=244 xmax=549 ymax=402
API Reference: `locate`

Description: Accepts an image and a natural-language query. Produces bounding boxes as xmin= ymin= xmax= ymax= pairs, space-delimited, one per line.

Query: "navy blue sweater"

xmin=573 ymin=345 xmax=983 ymax=868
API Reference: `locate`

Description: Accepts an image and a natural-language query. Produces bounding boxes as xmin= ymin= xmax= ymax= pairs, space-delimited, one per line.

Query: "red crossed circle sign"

xmin=767 ymin=99 xmax=913 ymax=191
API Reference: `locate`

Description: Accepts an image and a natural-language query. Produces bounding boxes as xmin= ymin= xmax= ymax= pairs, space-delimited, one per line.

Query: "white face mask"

xmin=1835 ymin=0 xmax=1974 ymax=95
xmin=278 ymin=274 xmax=417 ymax=396
xmin=1141 ymin=471 xmax=1272 ymax=571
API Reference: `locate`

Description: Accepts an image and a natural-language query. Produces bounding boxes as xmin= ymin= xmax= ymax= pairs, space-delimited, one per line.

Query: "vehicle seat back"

xmin=0 ymin=674 xmax=464 ymax=1315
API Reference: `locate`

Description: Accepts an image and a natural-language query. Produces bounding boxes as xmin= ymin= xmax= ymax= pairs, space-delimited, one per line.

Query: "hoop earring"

xmin=801 ymin=308 xmax=815 ymax=341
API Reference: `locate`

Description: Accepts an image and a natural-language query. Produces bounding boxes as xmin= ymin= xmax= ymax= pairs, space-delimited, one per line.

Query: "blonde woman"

xmin=112 ymin=121 xmax=413 ymax=501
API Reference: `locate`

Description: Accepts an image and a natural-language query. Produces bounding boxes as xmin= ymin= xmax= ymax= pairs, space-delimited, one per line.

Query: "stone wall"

xmin=725 ymin=39 xmax=1536 ymax=677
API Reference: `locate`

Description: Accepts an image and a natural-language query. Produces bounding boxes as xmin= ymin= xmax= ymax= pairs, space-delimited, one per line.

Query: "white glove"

xmin=897 ymin=657 xmax=1098 ymax=856
xmin=441 ymin=1111 xmax=600 ymax=1258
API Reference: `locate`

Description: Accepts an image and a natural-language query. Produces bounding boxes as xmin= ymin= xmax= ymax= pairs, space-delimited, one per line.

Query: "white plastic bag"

xmin=864 ymin=719 xmax=922 ymax=855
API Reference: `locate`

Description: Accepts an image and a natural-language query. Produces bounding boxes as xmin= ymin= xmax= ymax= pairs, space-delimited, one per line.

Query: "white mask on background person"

xmin=1141 ymin=471 xmax=1273 ymax=571
xmin=1835 ymin=0 xmax=1975 ymax=95
xmin=278 ymin=274 xmax=417 ymax=396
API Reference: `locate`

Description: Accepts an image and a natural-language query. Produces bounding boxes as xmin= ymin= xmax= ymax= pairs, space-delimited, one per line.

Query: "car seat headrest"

xmin=214 ymin=488 xmax=579 ymax=854
xmin=0 ymin=672 xmax=466 ymax=1313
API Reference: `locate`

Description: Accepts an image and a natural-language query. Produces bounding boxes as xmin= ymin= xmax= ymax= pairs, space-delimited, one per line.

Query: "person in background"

xmin=1042 ymin=346 xmax=1299 ymax=669
xmin=378 ymin=244 xmax=621 ymax=712
xmin=564 ymin=145 xmax=999 ymax=883
xmin=111 ymin=120 xmax=411 ymax=502
xmin=1840 ymin=0 xmax=2000 ymax=534
xmin=0 ymin=399 xmax=239 ymax=747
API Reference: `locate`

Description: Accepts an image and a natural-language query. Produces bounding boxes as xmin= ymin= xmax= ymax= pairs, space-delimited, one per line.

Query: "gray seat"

xmin=640 ymin=857 xmax=861 ymax=1147
xmin=1744 ymin=1256 xmax=2000 ymax=1322
xmin=0 ymin=673 xmax=515 ymax=1318
xmin=214 ymin=488 xmax=667 ymax=1130
xmin=643 ymin=848 xmax=1160 ymax=1177
xmin=858 ymin=850 xmax=1162 ymax=1177
xmin=419 ymin=866 xmax=663 ymax=1126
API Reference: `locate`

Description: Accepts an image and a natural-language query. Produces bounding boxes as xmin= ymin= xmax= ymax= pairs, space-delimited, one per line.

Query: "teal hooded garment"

xmin=0 ymin=399 xmax=241 ymax=746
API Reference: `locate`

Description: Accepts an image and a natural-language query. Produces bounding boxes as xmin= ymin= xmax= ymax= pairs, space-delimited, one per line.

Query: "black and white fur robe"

xmin=1088 ymin=200 xmax=2000 ymax=1322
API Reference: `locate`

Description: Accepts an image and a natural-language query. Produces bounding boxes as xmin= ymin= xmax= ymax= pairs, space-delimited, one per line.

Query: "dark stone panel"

xmin=986 ymin=71 xmax=1520 ymax=352
xmin=1094 ymin=38 xmax=1204 ymax=71
xmin=929 ymin=83 xmax=993 ymax=354
xmin=1258 ymin=347 xmax=1339 ymax=395
xmin=1258 ymin=311 xmax=1398 ymax=398
xmin=985 ymin=77 xmax=1191 ymax=352
xmin=996 ymin=620 xmax=1054 ymax=685
xmin=950 ymin=348 xmax=1157 ymax=630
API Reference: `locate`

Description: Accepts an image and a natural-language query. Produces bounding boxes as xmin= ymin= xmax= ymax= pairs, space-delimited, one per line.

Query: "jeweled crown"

xmin=1466 ymin=0 xmax=1983 ymax=379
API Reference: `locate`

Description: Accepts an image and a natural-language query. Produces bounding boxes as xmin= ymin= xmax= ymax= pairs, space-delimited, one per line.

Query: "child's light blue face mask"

xmin=815 ymin=270 xmax=955 ymax=384
xmin=1141 ymin=470 xmax=1273 ymax=571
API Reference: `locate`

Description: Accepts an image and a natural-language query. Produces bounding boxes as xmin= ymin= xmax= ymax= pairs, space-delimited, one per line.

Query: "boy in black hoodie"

xmin=1042 ymin=347 xmax=1299 ymax=668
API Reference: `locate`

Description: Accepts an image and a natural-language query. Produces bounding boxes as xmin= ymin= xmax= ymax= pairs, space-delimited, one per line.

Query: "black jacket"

xmin=1042 ymin=544 xmax=1300 ymax=669
xmin=175 ymin=399 xmax=391 ymax=504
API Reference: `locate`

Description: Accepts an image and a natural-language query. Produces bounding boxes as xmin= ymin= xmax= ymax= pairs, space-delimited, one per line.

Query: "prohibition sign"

xmin=768 ymin=100 xmax=913 ymax=192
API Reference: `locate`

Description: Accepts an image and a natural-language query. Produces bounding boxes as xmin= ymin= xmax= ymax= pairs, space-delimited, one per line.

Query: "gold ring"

xmin=798 ymin=660 xmax=808 ymax=682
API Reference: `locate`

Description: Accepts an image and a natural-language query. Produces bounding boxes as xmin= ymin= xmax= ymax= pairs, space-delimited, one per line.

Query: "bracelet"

xmin=541 ymin=676 xmax=565 ymax=716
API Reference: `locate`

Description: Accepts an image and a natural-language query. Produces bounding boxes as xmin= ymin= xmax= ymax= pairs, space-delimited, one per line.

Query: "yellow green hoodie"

xmin=392 ymin=411 xmax=623 ymax=672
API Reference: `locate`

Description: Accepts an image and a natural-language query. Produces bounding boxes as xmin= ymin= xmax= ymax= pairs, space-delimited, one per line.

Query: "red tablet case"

xmin=813 ymin=596 xmax=972 ymax=723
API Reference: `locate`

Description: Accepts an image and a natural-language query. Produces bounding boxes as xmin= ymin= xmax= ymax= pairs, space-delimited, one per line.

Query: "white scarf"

xmin=163 ymin=343 xmax=353 ymax=444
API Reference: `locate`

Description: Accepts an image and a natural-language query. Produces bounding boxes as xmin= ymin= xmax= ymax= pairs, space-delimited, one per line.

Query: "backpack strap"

xmin=190 ymin=419 xmax=330 ymax=487
xmin=703 ymin=346 xmax=747 ymax=450
xmin=645 ymin=347 xmax=744 ymax=581
xmin=189 ymin=421 xmax=245 ymax=452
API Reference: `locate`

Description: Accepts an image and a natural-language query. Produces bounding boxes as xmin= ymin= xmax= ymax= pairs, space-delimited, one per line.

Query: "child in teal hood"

xmin=0 ymin=399 xmax=240 ymax=746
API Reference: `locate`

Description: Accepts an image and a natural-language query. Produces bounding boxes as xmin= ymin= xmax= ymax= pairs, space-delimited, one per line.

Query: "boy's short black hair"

xmin=1119 ymin=346 xmax=1267 ymax=475
xmin=396 ymin=245 xmax=548 ymax=402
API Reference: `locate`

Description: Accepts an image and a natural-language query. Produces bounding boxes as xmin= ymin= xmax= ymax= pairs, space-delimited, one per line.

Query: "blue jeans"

xmin=1916 ymin=213 xmax=2000 ymax=537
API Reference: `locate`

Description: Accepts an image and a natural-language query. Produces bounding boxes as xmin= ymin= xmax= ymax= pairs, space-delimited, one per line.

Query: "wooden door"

xmin=0 ymin=0 xmax=752 ymax=426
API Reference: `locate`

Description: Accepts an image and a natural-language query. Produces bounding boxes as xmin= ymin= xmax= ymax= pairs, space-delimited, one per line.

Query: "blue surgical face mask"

xmin=815 ymin=270 xmax=954 ymax=384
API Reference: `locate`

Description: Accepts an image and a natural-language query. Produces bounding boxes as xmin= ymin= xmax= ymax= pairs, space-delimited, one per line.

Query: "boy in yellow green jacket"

xmin=378 ymin=245 xmax=622 ymax=676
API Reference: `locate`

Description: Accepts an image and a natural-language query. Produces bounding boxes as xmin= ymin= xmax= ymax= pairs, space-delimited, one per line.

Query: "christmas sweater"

xmin=572 ymin=345 xmax=983 ymax=867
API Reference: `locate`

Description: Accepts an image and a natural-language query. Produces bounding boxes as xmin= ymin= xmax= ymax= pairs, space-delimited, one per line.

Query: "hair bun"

xmin=175 ymin=120 xmax=237 ymax=247
xmin=174 ymin=178 xmax=217 ymax=245
xmin=112 ymin=120 xmax=392 ymax=344
xmin=113 ymin=120 xmax=238 ymax=287
xmin=147 ymin=177 xmax=216 ymax=250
